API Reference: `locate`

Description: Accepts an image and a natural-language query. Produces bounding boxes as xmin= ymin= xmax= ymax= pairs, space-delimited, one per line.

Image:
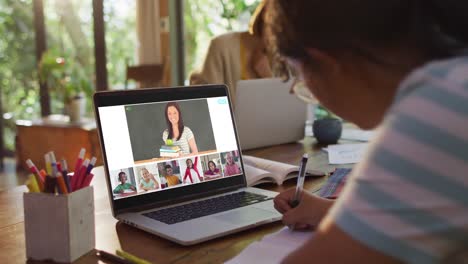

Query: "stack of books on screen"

xmin=160 ymin=145 xmax=181 ymax=158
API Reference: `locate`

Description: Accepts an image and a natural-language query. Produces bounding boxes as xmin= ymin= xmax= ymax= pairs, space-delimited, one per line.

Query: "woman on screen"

xmin=162 ymin=102 xmax=199 ymax=156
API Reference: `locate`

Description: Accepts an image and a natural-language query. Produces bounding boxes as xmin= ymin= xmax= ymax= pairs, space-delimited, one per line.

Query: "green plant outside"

xmin=38 ymin=49 xmax=93 ymax=104
xmin=0 ymin=0 xmax=258 ymax=153
xmin=0 ymin=0 xmax=135 ymax=152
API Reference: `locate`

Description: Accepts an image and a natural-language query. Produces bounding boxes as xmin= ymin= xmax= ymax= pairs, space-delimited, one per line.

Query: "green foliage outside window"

xmin=0 ymin=0 xmax=39 ymax=153
xmin=0 ymin=0 xmax=257 ymax=153
xmin=0 ymin=0 xmax=135 ymax=152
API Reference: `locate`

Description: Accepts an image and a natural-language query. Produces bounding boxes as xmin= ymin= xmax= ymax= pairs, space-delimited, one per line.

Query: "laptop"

xmin=235 ymin=78 xmax=307 ymax=150
xmin=93 ymin=85 xmax=281 ymax=245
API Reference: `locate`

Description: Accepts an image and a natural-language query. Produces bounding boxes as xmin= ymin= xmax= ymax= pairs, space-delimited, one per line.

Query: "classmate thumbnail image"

xmin=134 ymin=164 xmax=161 ymax=192
xmin=200 ymin=153 xmax=223 ymax=181
xmin=221 ymin=150 xmax=242 ymax=177
xmin=110 ymin=167 xmax=137 ymax=198
xmin=179 ymin=156 xmax=204 ymax=184
xmin=157 ymin=160 xmax=182 ymax=189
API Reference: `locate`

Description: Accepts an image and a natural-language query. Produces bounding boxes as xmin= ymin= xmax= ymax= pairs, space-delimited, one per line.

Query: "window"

xmin=184 ymin=0 xmax=260 ymax=80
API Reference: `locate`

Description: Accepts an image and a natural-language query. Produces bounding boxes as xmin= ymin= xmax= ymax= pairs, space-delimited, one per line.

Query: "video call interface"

xmin=98 ymin=97 xmax=243 ymax=200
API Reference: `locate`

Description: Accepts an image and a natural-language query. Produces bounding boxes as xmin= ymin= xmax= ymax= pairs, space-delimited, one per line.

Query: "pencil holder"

xmin=23 ymin=186 xmax=95 ymax=263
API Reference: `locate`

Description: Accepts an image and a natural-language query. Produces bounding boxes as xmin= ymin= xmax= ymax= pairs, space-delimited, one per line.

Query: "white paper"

xmin=225 ymin=227 xmax=313 ymax=264
xmin=341 ymin=128 xmax=374 ymax=142
xmin=327 ymin=143 xmax=368 ymax=164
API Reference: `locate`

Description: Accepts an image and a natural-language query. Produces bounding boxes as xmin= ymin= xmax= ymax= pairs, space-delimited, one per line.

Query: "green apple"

xmin=166 ymin=139 xmax=173 ymax=146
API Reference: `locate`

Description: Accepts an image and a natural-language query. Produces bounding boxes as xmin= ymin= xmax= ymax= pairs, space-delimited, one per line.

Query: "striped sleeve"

xmin=175 ymin=127 xmax=194 ymax=154
xmin=162 ymin=129 xmax=168 ymax=142
xmin=328 ymin=60 xmax=468 ymax=264
xmin=183 ymin=126 xmax=194 ymax=141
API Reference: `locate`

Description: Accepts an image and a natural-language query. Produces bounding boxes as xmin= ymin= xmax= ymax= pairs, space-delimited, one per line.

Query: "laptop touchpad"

xmin=214 ymin=207 xmax=277 ymax=225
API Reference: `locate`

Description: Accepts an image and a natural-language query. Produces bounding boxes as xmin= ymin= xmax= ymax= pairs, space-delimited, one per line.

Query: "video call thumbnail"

xmin=157 ymin=160 xmax=183 ymax=189
xmin=110 ymin=150 xmax=243 ymax=200
xmin=220 ymin=150 xmax=242 ymax=177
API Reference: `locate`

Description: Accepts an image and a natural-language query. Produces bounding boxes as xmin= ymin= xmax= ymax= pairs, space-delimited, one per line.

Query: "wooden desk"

xmin=0 ymin=140 xmax=326 ymax=264
xmin=15 ymin=117 xmax=102 ymax=171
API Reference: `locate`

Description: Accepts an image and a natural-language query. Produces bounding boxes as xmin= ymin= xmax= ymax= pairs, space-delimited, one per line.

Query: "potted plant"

xmin=313 ymin=105 xmax=342 ymax=145
xmin=38 ymin=49 xmax=92 ymax=123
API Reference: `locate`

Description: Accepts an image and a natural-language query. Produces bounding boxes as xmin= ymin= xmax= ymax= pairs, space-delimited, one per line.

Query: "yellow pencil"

xmin=45 ymin=153 xmax=52 ymax=176
xmin=116 ymin=249 xmax=152 ymax=264
xmin=26 ymin=174 xmax=40 ymax=193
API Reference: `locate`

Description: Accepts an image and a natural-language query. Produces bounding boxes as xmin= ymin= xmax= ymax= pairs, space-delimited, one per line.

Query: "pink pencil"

xmin=81 ymin=173 xmax=94 ymax=188
xmin=78 ymin=157 xmax=96 ymax=189
xmin=74 ymin=148 xmax=86 ymax=173
xmin=70 ymin=148 xmax=86 ymax=191
xmin=73 ymin=158 xmax=89 ymax=191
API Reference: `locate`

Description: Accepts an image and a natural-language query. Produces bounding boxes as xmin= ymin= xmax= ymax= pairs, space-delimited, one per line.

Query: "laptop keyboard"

xmin=143 ymin=191 xmax=272 ymax=225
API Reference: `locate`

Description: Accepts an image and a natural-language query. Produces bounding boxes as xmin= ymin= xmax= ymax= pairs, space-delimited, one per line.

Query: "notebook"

xmin=226 ymin=226 xmax=313 ymax=264
xmin=93 ymin=85 xmax=281 ymax=245
xmin=235 ymin=78 xmax=307 ymax=150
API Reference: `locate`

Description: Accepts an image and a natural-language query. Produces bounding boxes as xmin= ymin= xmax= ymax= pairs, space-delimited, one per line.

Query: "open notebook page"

xmin=226 ymin=227 xmax=314 ymax=264
xmin=243 ymin=155 xmax=298 ymax=175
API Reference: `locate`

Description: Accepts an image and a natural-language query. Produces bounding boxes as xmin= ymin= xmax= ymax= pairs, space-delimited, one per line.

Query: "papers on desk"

xmin=324 ymin=143 xmax=368 ymax=164
xmin=226 ymin=227 xmax=313 ymax=264
xmin=341 ymin=128 xmax=374 ymax=142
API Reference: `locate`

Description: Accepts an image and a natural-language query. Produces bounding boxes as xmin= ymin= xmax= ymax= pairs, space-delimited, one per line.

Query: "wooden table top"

xmin=0 ymin=138 xmax=327 ymax=264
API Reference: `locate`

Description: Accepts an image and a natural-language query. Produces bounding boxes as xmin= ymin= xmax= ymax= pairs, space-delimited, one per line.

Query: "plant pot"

xmin=68 ymin=94 xmax=86 ymax=123
xmin=313 ymin=118 xmax=342 ymax=145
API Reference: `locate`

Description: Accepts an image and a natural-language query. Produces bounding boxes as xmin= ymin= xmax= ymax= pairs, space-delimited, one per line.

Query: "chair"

xmin=125 ymin=59 xmax=170 ymax=89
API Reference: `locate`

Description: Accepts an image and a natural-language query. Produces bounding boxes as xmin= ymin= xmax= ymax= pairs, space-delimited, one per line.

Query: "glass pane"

xmin=184 ymin=0 xmax=261 ymax=80
xmin=0 ymin=0 xmax=39 ymax=152
xmin=44 ymin=0 xmax=94 ymax=114
xmin=104 ymin=0 xmax=137 ymax=90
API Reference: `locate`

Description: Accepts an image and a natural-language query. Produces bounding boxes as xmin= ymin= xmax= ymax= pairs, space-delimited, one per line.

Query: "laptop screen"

xmin=94 ymin=86 xmax=245 ymax=211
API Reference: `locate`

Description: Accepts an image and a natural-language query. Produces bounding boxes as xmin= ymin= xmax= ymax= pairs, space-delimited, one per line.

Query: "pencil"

xmin=26 ymin=159 xmax=44 ymax=191
xmin=116 ymin=249 xmax=152 ymax=264
xmin=25 ymin=174 xmax=40 ymax=193
xmin=96 ymin=250 xmax=133 ymax=264
xmin=56 ymin=172 xmax=69 ymax=194
xmin=45 ymin=153 xmax=52 ymax=176
xmin=61 ymin=158 xmax=71 ymax=192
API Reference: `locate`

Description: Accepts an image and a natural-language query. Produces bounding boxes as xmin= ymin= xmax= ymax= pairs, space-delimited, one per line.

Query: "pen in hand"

xmin=289 ymin=153 xmax=309 ymax=229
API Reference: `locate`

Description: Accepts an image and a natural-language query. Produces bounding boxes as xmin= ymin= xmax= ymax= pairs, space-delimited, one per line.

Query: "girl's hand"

xmin=274 ymin=188 xmax=334 ymax=229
